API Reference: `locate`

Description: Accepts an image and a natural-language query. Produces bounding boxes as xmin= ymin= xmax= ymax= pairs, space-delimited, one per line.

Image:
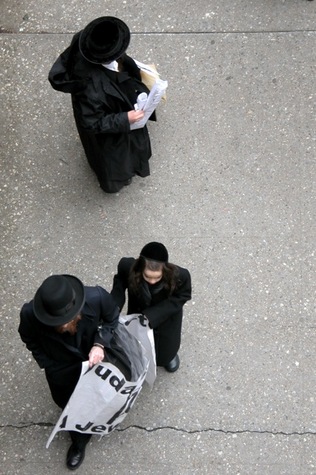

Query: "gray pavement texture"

xmin=0 ymin=1 xmax=315 ymax=474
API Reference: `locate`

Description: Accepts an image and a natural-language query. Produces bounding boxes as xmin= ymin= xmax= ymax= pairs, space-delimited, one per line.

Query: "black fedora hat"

xmin=140 ymin=242 xmax=169 ymax=263
xmin=33 ymin=275 xmax=85 ymax=326
xmin=79 ymin=16 xmax=130 ymax=64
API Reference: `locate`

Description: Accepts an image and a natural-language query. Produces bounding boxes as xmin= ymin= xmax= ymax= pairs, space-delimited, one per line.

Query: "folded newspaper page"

xmin=130 ymin=78 xmax=168 ymax=130
xmin=46 ymin=314 xmax=156 ymax=448
xmin=131 ymin=79 xmax=168 ymax=130
xmin=133 ymin=60 xmax=166 ymax=99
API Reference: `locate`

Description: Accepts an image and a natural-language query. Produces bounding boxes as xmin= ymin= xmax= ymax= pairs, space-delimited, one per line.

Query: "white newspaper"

xmin=130 ymin=78 xmax=168 ymax=130
xmin=46 ymin=314 xmax=156 ymax=447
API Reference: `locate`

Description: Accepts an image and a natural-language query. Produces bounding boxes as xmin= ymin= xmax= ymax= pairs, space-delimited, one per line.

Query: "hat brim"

xmin=79 ymin=16 xmax=130 ymax=64
xmin=33 ymin=275 xmax=85 ymax=326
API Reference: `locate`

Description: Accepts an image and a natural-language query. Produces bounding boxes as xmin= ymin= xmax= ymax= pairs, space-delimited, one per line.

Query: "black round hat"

xmin=79 ymin=16 xmax=130 ymax=64
xmin=33 ymin=275 xmax=85 ymax=326
xmin=140 ymin=242 xmax=169 ymax=263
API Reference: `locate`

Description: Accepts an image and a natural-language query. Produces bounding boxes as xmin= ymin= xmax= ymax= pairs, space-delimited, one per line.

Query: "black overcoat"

xmin=48 ymin=33 xmax=154 ymax=193
xmin=111 ymin=258 xmax=192 ymax=366
xmin=19 ymin=285 xmax=119 ymax=408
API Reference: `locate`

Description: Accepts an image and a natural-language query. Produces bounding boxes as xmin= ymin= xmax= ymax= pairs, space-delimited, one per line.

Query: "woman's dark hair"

xmin=129 ymin=256 xmax=179 ymax=296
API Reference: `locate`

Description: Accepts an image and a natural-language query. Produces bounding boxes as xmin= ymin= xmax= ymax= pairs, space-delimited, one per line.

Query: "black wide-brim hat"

xmin=33 ymin=274 xmax=85 ymax=326
xmin=79 ymin=16 xmax=130 ymax=64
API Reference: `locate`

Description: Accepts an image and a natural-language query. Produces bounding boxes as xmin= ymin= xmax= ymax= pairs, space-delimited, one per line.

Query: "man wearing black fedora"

xmin=19 ymin=274 xmax=120 ymax=470
xmin=49 ymin=16 xmax=156 ymax=193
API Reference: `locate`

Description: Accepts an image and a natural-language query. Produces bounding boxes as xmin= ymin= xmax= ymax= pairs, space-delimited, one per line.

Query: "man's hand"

xmin=88 ymin=345 xmax=104 ymax=368
xmin=128 ymin=110 xmax=145 ymax=124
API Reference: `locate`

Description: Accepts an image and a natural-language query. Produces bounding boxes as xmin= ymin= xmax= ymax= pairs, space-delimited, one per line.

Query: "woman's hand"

xmin=88 ymin=345 xmax=104 ymax=368
xmin=128 ymin=110 xmax=145 ymax=124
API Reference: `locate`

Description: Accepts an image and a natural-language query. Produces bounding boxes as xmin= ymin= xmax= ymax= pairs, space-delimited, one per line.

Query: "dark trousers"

xmin=69 ymin=431 xmax=92 ymax=449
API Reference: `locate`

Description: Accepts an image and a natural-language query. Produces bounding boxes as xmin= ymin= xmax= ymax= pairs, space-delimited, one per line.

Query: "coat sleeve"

xmin=72 ymin=85 xmax=131 ymax=134
xmin=144 ymin=268 xmax=192 ymax=329
xmin=18 ymin=302 xmax=55 ymax=369
xmin=110 ymin=258 xmax=132 ymax=311
xmin=93 ymin=286 xmax=120 ymax=348
xmin=48 ymin=32 xmax=89 ymax=94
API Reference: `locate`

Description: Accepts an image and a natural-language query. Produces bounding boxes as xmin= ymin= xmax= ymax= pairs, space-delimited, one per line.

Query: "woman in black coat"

xmin=48 ymin=16 xmax=155 ymax=193
xmin=111 ymin=242 xmax=192 ymax=372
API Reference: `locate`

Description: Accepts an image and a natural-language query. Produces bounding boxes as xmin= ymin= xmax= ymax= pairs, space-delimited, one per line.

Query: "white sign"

xmin=46 ymin=314 xmax=156 ymax=447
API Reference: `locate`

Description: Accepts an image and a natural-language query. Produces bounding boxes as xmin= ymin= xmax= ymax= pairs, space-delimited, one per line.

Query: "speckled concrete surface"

xmin=1 ymin=0 xmax=316 ymax=33
xmin=1 ymin=1 xmax=315 ymax=474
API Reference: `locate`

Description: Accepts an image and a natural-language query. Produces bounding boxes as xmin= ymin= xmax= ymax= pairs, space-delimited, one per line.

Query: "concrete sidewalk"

xmin=1 ymin=1 xmax=315 ymax=474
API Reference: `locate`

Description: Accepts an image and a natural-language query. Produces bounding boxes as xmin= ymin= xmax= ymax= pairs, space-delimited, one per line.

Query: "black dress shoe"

xmin=66 ymin=444 xmax=85 ymax=471
xmin=164 ymin=354 xmax=180 ymax=372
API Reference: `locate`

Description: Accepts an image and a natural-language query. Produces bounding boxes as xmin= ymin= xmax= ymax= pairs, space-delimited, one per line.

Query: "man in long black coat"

xmin=48 ymin=16 xmax=155 ymax=193
xmin=19 ymin=274 xmax=119 ymax=470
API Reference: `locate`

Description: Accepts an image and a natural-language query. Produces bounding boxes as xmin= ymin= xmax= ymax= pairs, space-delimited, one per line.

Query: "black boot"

xmin=66 ymin=432 xmax=91 ymax=470
xmin=164 ymin=354 xmax=180 ymax=373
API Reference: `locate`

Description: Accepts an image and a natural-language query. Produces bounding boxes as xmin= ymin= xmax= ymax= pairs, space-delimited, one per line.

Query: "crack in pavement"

xmin=1 ymin=422 xmax=315 ymax=436
xmin=1 ymin=29 xmax=316 ymax=35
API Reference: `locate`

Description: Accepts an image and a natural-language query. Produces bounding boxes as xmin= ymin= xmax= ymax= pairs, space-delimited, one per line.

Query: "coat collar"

xmin=95 ymin=68 xmax=133 ymax=107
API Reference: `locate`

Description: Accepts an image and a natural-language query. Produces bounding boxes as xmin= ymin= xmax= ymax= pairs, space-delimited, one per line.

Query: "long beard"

xmin=55 ymin=315 xmax=82 ymax=335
